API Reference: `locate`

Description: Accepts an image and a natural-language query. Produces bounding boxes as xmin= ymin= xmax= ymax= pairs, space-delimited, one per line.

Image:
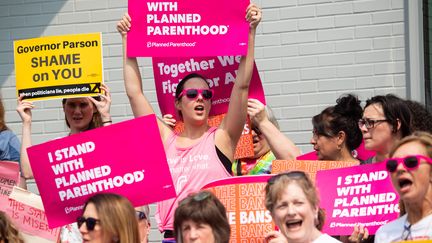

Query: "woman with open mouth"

xmin=264 ymin=171 xmax=341 ymax=243
xmin=374 ymin=131 xmax=432 ymax=242
xmin=117 ymin=4 xmax=261 ymax=242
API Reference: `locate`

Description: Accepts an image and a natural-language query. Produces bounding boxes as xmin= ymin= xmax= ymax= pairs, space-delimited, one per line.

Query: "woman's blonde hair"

xmin=389 ymin=131 xmax=432 ymax=158
xmin=84 ymin=193 xmax=140 ymax=243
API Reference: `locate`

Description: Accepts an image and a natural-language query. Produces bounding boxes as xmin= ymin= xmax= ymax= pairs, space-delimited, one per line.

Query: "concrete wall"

xmin=0 ymin=0 xmax=407 ymax=241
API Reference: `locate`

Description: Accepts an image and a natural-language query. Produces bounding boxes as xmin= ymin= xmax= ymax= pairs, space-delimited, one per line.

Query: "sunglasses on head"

xmin=136 ymin=211 xmax=147 ymax=221
xmin=179 ymin=89 xmax=214 ymax=100
xmin=77 ymin=216 xmax=100 ymax=231
xmin=385 ymin=155 xmax=432 ymax=173
xmin=268 ymin=171 xmax=309 ymax=185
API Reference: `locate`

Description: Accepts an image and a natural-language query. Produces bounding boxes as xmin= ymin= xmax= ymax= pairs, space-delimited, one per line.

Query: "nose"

xmin=78 ymin=222 xmax=87 ymax=234
xmin=287 ymin=205 xmax=296 ymax=216
xmin=189 ymin=227 xmax=199 ymax=240
xmin=395 ymin=161 xmax=406 ymax=173
xmin=359 ymin=123 xmax=368 ymax=133
xmin=310 ymin=136 xmax=317 ymax=145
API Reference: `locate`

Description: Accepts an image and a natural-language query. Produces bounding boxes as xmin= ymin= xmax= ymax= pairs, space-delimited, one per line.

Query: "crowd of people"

xmin=1 ymin=2 xmax=432 ymax=243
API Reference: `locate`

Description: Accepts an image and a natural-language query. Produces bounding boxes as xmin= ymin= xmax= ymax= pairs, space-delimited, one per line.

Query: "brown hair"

xmin=0 ymin=211 xmax=24 ymax=243
xmin=174 ymin=190 xmax=230 ymax=243
xmin=0 ymin=97 xmax=8 ymax=132
xmin=83 ymin=193 xmax=140 ymax=243
xmin=265 ymin=171 xmax=326 ymax=230
xmin=62 ymin=98 xmax=102 ymax=130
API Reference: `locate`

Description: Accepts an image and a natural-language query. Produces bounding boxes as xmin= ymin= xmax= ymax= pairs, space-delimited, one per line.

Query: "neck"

xmin=374 ymin=152 xmax=389 ymax=163
xmin=182 ymin=122 xmax=210 ymax=139
xmin=333 ymin=148 xmax=358 ymax=163
xmin=406 ymin=189 xmax=432 ymax=224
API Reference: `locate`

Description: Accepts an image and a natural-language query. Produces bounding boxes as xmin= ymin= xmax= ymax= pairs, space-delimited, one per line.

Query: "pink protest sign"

xmin=5 ymin=187 xmax=61 ymax=241
xmin=203 ymin=175 xmax=274 ymax=242
xmin=27 ymin=115 xmax=176 ymax=228
xmin=0 ymin=161 xmax=20 ymax=206
xmin=152 ymin=56 xmax=265 ymax=119
xmin=316 ymin=162 xmax=399 ymax=235
xmin=127 ymin=0 xmax=249 ymax=57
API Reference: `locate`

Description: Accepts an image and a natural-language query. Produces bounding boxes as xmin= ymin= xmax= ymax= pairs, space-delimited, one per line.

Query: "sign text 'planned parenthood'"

xmin=128 ymin=0 xmax=249 ymax=57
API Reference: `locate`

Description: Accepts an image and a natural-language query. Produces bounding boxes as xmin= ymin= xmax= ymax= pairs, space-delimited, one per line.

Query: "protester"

xmin=310 ymin=94 xmax=363 ymax=163
xmin=404 ymin=99 xmax=432 ymax=133
xmin=264 ymin=171 xmax=341 ymax=243
xmin=374 ymin=131 xmax=432 ymax=242
xmin=359 ymin=94 xmax=412 ymax=163
xmin=174 ymin=190 xmax=230 ymax=243
xmin=233 ymin=98 xmax=300 ymax=175
xmin=117 ymin=4 xmax=261 ymax=241
xmin=0 ymin=211 xmax=24 ymax=243
xmin=78 ymin=193 xmax=140 ymax=243
xmin=136 ymin=205 xmax=151 ymax=243
xmin=16 ymin=85 xmax=112 ymax=243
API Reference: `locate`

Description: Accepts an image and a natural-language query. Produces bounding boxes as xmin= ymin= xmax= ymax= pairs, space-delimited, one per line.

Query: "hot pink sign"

xmin=0 ymin=161 xmax=20 ymax=206
xmin=127 ymin=0 xmax=249 ymax=57
xmin=152 ymin=56 xmax=265 ymax=119
xmin=27 ymin=115 xmax=176 ymax=228
xmin=316 ymin=162 xmax=399 ymax=235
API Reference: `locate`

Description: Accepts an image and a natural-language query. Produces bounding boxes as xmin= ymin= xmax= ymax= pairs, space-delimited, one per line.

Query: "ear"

xmin=336 ymin=131 xmax=346 ymax=147
xmin=394 ymin=118 xmax=401 ymax=133
xmin=175 ymin=99 xmax=181 ymax=111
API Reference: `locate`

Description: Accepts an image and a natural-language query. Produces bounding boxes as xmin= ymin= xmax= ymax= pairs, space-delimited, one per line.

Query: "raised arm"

xmin=216 ymin=4 xmax=261 ymax=160
xmin=117 ymin=13 xmax=172 ymax=140
xmin=88 ymin=83 xmax=113 ymax=126
xmin=248 ymin=99 xmax=301 ymax=160
xmin=16 ymin=95 xmax=35 ymax=180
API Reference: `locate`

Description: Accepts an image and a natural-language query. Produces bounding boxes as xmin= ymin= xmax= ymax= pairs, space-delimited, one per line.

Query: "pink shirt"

xmin=156 ymin=127 xmax=231 ymax=231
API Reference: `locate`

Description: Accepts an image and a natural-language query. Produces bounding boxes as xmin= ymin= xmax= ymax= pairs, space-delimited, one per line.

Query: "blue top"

xmin=0 ymin=130 xmax=20 ymax=162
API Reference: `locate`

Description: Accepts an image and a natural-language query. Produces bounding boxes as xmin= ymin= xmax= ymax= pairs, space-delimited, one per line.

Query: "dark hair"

xmin=404 ymin=100 xmax=432 ymax=133
xmin=83 ymin=193 xmax=140 ymax=243
xmin=62 ymin=98 xmax=102 ymax=130
xmin=312 ymin=94 xmax=363 ymax=151
xmin=364 ymin=94 xmax=412 ymax=137
xmin=174 ymin=191 xmax=230 ymax=243
xmin=265 ymin=171 xmax=326 ymax=231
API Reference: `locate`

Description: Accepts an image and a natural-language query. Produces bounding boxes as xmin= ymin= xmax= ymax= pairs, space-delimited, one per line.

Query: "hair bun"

xmin=334 ymin=94 xmax=362 ymax=120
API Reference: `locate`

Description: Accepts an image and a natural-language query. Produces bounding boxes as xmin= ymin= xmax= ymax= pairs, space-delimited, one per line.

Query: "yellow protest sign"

xmin=14 ymin=33 xmax=103 ymax=101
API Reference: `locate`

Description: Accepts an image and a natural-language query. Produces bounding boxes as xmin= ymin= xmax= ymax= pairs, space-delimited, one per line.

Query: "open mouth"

xmin=194 ymin=105 xmax=204 ymax=111
xmin=285 ymin=220 xmax=302 ymax=230
xmin=398 ymin=178 xmax=413 ymax=190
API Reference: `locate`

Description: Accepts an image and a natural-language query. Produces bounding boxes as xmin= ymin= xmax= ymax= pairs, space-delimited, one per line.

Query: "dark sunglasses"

xmin=268 ymin=171 xmax=309 ymax=185
xmin=179 ymin=89 xmax=214 ymax=100
xmin=77 ymin=216 xmax=100 ymax=231
xmin=136 ymin=211 xmax=147 ymax=221
xmin=385 ymin=155 xmax=432 ymax=173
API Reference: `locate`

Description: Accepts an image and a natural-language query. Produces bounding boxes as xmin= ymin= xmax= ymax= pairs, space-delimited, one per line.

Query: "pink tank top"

xmin=156 ymin=127 xmax=231 ymax=231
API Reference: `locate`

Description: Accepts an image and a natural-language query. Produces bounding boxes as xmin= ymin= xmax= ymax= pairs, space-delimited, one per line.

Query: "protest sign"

xmin=14 ymin=33 xmax=103 ymax=101
xmin=0 ymin=161 xmax=20 ymax=206
xmin=272 ymin=160 xmax=359 ymax=182
xmin=173 ymin=114 xmax=254 ymax=159
xmin=152 ymin=56 xmax=265 ymax=119
xmin=27 ymin=115 xmax=176 ymax=228
xmin=316 ymin=162 xmax=399 ymax=235
xmin=5 ymin=187 xmax=61 ymax=242
xmin=128 ymin=0 xmax=249 ymax=57
xmin=203 ymin=175 xmax=274 ymax=242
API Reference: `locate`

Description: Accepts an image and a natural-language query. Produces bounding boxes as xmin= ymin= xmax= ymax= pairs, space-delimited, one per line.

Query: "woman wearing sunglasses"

xmin=374 ymin=131 xmax=432 ymax=242
xmin=264 ymin=171 xmax=341 ymax=243
xmin=78 ymin=193 xmax=140 ymax=243
xmin=117 ymin=4 xmax=261 ymax=241
xmin=359 ymin=94 xmax=412 ymax=164
xmin=174 ymin=190 xmax=230 ymax=243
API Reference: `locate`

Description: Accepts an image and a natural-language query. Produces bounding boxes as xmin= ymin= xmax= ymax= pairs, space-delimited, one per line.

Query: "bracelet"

xmin=102 ymin=120 xmax=112 ymax=124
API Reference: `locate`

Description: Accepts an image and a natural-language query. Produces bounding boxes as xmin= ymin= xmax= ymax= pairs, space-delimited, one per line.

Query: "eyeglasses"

xmin=77 ymin=216 xmax=100 ymax=231
xmin=136 ymin=211 xmax=147 ymax=221
xmin=178 ymin=89 xmax=214 ymax=100
xmin=385 ymin=155 xmax=432 ymax=173
xmin=358 ymin=118 xmax=389 ymax=129
xmin=268 ymin=171 xmax=309 ymax=185
xmin=252 ymin=126 xmax=262 ymax=136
